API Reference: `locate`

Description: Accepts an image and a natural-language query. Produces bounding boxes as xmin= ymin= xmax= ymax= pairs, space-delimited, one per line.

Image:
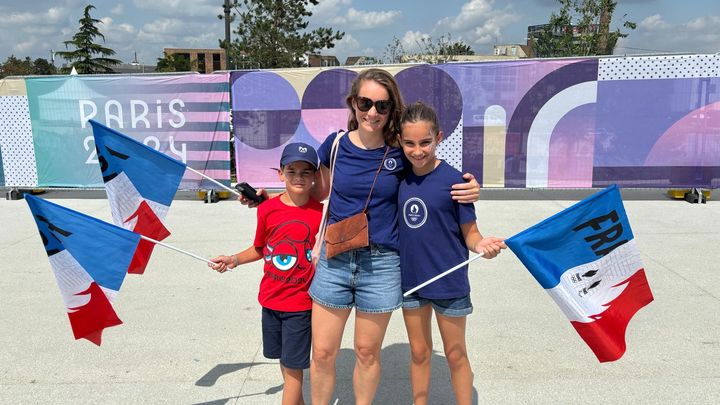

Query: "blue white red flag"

xmin=506 ymin=185 xmax=653 ymax=362
xmin=25 ymin=194 xmax=141 ymax=345
xmin=90 ymin=120 xmax=186 ymax=274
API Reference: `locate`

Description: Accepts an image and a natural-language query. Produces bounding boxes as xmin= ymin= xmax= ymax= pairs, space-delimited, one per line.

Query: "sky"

xmin=0 ymin=0 xmax=718 ymax=68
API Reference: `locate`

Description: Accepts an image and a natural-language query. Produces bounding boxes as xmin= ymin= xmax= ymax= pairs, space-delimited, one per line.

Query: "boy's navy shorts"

xmin=261 ymin=308 xmax=312 ymax=370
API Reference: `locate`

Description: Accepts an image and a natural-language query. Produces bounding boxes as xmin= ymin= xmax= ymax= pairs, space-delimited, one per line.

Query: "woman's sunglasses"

xmin=355 ymin=96 xmax=393 ymax=115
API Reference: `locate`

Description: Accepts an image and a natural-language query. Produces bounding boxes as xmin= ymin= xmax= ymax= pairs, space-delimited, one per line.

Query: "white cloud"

xmin=639 ymin=14 xmax=669 ymax=30
xmin=331 ymin=8 xmax=401 ymax=29
xmin=133 ymin=0 xmax=219 ymax=18
xmin=324 ymin=33 xmax=361 ymax=55
xmin=309 ymin=0 xmax=352 ymax=21
xmin=401 ymin=31 xmax=432 ymax=52
xmin=111 ymin=4 xmax=125 ymax=15
xmin=621 ymin=14 xmax=720 ymax=54
xmin=434 ymin=0 xmax=520 ymax=48
xmin=686 ymin=15 xmax=720 ymax=30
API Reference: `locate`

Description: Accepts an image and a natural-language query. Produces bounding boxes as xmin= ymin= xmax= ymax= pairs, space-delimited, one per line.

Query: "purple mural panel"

xmin=595 ymin=78 xmax=720 ymax=167
xmin=645 ymin=101 xmax=720 ymax=166
xmin=395 ymin=65 xmax=463 ymax=136
xmin=231 ymin=71 xmax=300 ymax=149
xmin=547 ymin=104 xmax=596 ymax=188
xmin=504 ymin=59 xmax=598 ymax=187
xmin=301 ymin=69 xmax=356 ymax=142
xmin=461 ymin=126 xmax=484 ymax=183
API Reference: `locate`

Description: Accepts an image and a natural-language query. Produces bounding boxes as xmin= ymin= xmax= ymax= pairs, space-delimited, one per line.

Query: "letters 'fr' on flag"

xmin=25 ymin=194 xmax=141 ymax=345
xmin=506 ymin=185 xmax=653 ymax=362
xmin=90 ymin=120 xmax=186 ymax=274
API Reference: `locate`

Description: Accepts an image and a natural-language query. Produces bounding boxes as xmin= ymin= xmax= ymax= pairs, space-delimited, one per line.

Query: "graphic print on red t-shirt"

xmin=254 ymin=197 xmax=322 ymax=312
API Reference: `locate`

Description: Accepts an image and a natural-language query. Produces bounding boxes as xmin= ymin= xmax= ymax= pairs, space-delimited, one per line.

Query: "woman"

xmin=308 ymin=68 xmax=480 ymax=405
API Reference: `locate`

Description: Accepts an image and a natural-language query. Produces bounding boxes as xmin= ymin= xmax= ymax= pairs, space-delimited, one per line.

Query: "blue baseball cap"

xmin=280 ymin=142 xmax=319 ymax=170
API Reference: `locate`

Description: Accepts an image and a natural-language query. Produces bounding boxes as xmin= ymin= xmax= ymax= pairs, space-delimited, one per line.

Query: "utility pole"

xmin=223 ymin=0 xmax=232 ymax=70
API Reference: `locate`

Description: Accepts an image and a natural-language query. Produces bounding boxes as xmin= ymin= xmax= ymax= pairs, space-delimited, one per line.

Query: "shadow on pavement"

xmin=331 ymin=343 xmax=478 ymax=404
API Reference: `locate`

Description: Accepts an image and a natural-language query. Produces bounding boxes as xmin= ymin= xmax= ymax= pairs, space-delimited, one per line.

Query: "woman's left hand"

xmin=452 ymin=173 xmax=480 ymax=203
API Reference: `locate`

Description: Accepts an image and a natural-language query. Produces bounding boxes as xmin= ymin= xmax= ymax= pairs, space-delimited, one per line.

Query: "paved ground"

xmin=0 ymin=189 xmax=718 ymax=404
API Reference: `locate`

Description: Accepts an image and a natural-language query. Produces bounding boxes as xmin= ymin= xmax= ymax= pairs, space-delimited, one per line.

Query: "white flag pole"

xmin=403 ymin=252 xmax=485 ymax=297
xmin=140 ymin=235 xmax=215 ymax=265
xmin=185 ymin=166 xmax=240 ymax=196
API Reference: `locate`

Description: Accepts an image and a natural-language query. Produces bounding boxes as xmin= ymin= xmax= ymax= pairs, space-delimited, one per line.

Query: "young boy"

xmin=209 ymin=142 xmax=323 ymax=405
xmin=397 ymin=102 xmax=506 ymax=405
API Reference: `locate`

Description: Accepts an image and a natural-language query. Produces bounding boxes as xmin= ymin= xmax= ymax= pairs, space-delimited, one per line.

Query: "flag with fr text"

xmin=90 ymin=120 xmax=185 ymax=274
xmin=25 ymin=194 xmax=141 ymax=345
xmin=506 ymin=185 xmax=653 ymax=362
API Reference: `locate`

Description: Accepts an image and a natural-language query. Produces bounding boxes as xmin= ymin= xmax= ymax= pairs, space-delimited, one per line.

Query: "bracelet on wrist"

xmin=231 ymin=254 xmax=239 ymax=267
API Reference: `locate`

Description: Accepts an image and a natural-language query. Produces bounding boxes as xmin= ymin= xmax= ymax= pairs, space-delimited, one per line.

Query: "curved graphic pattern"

xmin=301 ymin=69 xmax=356 ymax=142
xmin=505 ymin=59 xmax=598 ymax=187
xmin=526 ymin=81 xmax=598 ymax=187
xmin=645 ymin=101 xmax=720 ymax=166
xmin=395 ymin=65 xmax=463 ymax=139
xmin=232 ymin=71 xmax=301 ymax=149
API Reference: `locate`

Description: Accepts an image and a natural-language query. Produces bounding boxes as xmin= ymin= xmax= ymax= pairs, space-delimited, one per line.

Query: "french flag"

xmin=25 ymin=194 xmax=141 ymax=345
xmin=506 ymin=185 xmax=653 ymax=362
xmin=90 ymin=120 xmax=185 ymax=274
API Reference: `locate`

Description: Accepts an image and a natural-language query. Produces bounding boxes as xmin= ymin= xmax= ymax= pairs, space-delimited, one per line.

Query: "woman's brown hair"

xmin=345 ymin=68 xmax=404 ymax=146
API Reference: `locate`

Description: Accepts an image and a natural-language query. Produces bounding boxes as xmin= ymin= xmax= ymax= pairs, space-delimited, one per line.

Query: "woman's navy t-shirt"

xmin=318 ymin=132 xmax=406 ymax=251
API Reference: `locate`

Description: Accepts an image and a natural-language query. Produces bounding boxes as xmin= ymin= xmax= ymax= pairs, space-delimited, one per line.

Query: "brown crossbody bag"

xmin=322 ymin=133 xmax=390 ymax=260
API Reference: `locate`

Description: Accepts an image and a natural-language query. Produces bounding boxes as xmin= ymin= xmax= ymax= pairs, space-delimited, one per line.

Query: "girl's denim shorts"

xmin=402 ymin=292 xmax=474 ymax=317
xmin=309 ymin=243 xmax=402 ymax=313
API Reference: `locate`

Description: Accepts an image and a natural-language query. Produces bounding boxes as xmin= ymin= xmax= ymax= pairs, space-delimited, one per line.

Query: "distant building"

xmin=399 ymin=54 xmax=520 ymax=64
xmin=493 ymin=44 xmax=532 ymax=58
xmin=163 ymin=48 xmax=226 ymax=73
xmin=344 ymin=56 xmax=380 ymax=66
xmin=307 ymin=54 xmax=340 ymax=67
xmin=113 ymin=63 xmax=156 ymax=74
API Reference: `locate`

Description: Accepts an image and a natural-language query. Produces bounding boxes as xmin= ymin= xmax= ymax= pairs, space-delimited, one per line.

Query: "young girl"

xmin=398 ymin=102 xmax=507 ymax=405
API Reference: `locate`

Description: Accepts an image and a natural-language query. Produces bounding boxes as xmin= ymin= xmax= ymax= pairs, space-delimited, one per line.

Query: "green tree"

xmin=392 ymin=33 xmax=474 ymax=64
xmin=155 ymin=52 xmax=196 ymax=72
xmin=383 ymin=36 xmax=405 ymax=64
xmin=441 ymin=41 xmax=475 ymax=56
xmin=533 ymin=0 xmax=635 ymax=57
xmin=0 ymin=55 xmax=34 ymax=78
xmin=0 ymin=56 xmax=58 ymax=78
xmin=55 ymin=5 xmax=121 ymax=74
xmin=33 ymin=58 xmax=58 ymax=75
xmin=224 ymin=0 xmax=344 ymax=69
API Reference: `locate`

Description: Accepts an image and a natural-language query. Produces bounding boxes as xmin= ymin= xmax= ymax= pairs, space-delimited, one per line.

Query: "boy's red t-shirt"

xmin=253 ymin=195 xmax=323 ymax=312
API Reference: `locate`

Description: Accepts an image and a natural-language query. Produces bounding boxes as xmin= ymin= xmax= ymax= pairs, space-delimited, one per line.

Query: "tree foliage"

xmin=155 ymin=52 xmax=196 ymax=72
xmin=0 ymin=56 xmax=57 ymax=78
xmin=383 ymin=36 xmax=405 ymax=64
xmin=385 ymin=33 xmax=475 ymax=64
xmin=533 ymin=0 xmax=636 ymax=57
xmin=55 ymin=5 xmax=121 ymax=74
xmin=223 ymin=0 xmax=344 ymax=69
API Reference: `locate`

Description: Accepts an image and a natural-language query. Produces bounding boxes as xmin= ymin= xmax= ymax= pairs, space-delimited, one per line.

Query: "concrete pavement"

xmin=0 ymin=189 xmax=718 ymax=404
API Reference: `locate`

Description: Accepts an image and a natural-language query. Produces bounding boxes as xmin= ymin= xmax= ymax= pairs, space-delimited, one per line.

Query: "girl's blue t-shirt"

xmin=398 ymin=160 xmax=477 ymax=299
xmin=318 ymin=132 xmax=406 ymax=251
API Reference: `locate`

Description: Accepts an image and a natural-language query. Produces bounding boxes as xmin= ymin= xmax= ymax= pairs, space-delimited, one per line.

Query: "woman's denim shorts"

xmin=402 ymin=292 xmax=473 ymax=317
xmin=309 ymin=243 xmax=402 ymax=313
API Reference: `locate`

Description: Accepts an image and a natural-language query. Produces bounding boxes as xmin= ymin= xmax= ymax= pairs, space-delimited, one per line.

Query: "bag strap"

xmin=363 ymin=145 xmax=390 ymax=212
xmin=314 ymin=131 xmax=345 ymax=251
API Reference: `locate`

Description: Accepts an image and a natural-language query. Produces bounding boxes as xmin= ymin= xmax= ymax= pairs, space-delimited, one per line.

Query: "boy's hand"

xmin=208 ymin=255 xmax=236 ymax=273
xmin=452 ymin=173 xmax=480 ymax=203
xmin=474 ymin=237 xmax=507 ymax=259
xmin=237 ymin=188 xmax=269 ymax=208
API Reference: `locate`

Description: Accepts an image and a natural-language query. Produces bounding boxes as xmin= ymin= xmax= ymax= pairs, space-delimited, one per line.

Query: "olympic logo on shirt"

xmin=403 ymin=197 xmax=427 ymax=229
